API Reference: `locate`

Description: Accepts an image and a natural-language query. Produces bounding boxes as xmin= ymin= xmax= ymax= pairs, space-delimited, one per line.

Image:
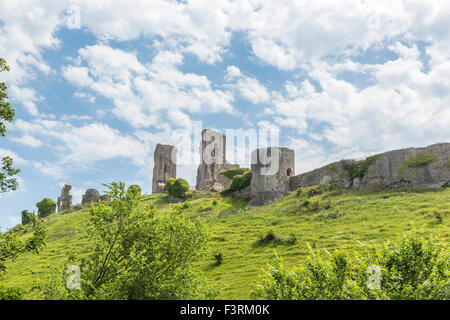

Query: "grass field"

xmin=1 ymin=186 xmax=449 ymax=299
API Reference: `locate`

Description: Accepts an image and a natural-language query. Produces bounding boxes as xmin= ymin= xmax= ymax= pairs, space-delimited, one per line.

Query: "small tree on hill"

xmin=36 ymin=198 xmax=56 ymax=219
xmin=127 ymin=184 xmax=142 ymax=196
xmin=165 ymin=178 xmax=190 ymax=198
xmin=21 ymin=210 xmax=36 ymax=226
xmin=41 ymin=181 xmax=210 ymax=300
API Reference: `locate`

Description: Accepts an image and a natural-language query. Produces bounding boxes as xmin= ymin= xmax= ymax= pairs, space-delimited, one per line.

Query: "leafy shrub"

xmin=21 ymin=210 xmax=36 ymax=225
xmin=165 ymin=178 xmax=190 ymax=198
xmin=214 ymin=252 xmax=223 ymax=266
xmin=220 ymin=167 xmax=250 ymax=179
xmin=295 ymin=188 xmax=302 ymax=197
xmin=327 ymin=163 xmax=337 ymax=171
xmin=221 ymin=171 xmax=252 ymax=195
xmin=181 ymin=202 xmax=191 ymax=210
xmin=127 ymin=184 xmax=142 ymax=196
xmin=212 ymin=200 xmax=218 ymax=206
xmin=342 ymin=155 xmax=380 ymax=179
xmin=404 ymin=152 xmax=437 ymax=168
xmin=164 ymin=178 xmax=176 ymax=193
xmin=36 ymin=198 xmax=56 ymax=219
xmin=300 ymin=199 xmax=310 ymax=207
xmin=253 ymin=230 xmax=449 ymax=300
xmin=41 ymin=181 xmax=209 ymax=300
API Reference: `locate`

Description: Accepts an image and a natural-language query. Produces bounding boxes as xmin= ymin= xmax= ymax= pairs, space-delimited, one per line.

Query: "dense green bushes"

xmin=127 ymin=184 xmax=142 ymax=195
xmin=36 ymin=198 xmax=56 ymax=219
xmin=221 ymin=171 xmax=252 ymax=195
xmin=164 ymin=178 xmax=190 ymax=198
xmin=21 ymin=210 xmax=36 ymax=225
xmin=404 ymin=152 xmax=437 ymax=168
xmin=253 ymin=230 xmax=449 ymax=300
xmin=41 ymin=181 xmax=210 ymax=300
xmin=220 ymin=168 xmax=250 ymax=179
xmin=341 ymin=154 xmax=380 ymax=179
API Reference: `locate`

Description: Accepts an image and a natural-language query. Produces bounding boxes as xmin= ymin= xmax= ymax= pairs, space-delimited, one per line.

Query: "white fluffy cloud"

xmin=11 ymin=118 xmax=151 ymax=174
xmin=270 ymin=42 xmax=450 ymax=167
xmin=224 ymin=66 xmax=270 ymax=104
xmin=63 ymin=45 xmax=234 ymax=128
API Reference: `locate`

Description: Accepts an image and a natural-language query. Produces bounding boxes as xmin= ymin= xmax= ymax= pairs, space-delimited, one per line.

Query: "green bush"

xmin=127 ymin=184 xmax=142 ymax=196
xmin=36 ymin=198 xmax=56 ymax=219
xmin=220 ymin=167 xmax=250 ymax=179
xmin=164 ymin=178 xmax=176 ymax=193
xmin=404 ymin=152 xmax=437 ymax=168
xmin=221 ymin=171 xmax=252 ymax=195
xmin=253 ymin=230 xmax=449 ymax=300
xmin=295 ymin=188 xmax=302 ymax=197
xmin=166 ymin=178 xmax=190 ymax=198
xmin=41 ymin=181 xmax=209 ymax=300
xmin=214 ymin=252 xmax=223 ymax=266
xmin=21 ymin=210 xmax=36 ymax=225
xmin=341 ymin=155 xmax=380 ymax=179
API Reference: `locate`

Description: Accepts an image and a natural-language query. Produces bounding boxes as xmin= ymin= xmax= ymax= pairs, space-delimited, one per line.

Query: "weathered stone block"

xmin=249 ymin=147 xmax=295 ymax=206
xmin=152 ymin=144 xmax=177 ymax=194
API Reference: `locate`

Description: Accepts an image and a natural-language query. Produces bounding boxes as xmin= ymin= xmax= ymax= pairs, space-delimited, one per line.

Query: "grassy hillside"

xmin=1 ymin=186 xmax=449 ymax=299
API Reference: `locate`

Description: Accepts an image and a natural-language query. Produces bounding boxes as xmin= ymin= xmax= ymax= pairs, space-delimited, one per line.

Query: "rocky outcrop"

xmin=195 ymin=129 xmax=239 ymax=191
xmin=290 ymin=143 xmax=450 ymax=191
xmin=81 ymin=188 xmax=100 ymax=205
xmin=152 ymin=144 xmax=177 ymax=194
xmin=57 ymin=184 xmax=72 ymax=212
xmin=249 ymin=147 xmax=295 ymax=206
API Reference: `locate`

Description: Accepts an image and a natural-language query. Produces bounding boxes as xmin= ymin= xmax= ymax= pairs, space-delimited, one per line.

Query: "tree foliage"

xmin=253 ymin=230 xmax=449 ymax=300
xmin=42 ymin=181 xmax=210 ymax=300
xmin=220 ymin=167 xmax=250 ymax=180
xmin=21 ymin=210 xmax=36 ymax=226
xmin=0 ymin=58 xmax=20 ymax=193
xmin=0 ymin=226 xmax=47 ymax=300
xmin=127 ymin=184 xmax=142 ymax=196
xmin=36 ymin=198 xmax=56 ymax=219
xmin=165 ymin=177 xmax=190 ymax=198
xmin=221 ymin=171 xmax=252 ymax=195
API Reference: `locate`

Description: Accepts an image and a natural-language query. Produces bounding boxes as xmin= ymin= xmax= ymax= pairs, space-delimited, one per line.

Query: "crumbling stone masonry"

xmin=195 ymin=129 xmax=239 ymax=191
xmin=152 ymin=144 xmax=177 ymax=194
xmin=249 ymin=147 xmax=295 ymax=206
xmin=289 ymin=142 xmax=450 ymax=191
xmin=81 ymin=188 xmax=100 ymax=205
xmin=57 ymin=184 xmax=72 ymax=212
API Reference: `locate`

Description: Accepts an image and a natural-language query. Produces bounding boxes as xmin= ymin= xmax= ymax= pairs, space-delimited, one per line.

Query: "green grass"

xmin=1 ymin=187 xmax=449 ymax=299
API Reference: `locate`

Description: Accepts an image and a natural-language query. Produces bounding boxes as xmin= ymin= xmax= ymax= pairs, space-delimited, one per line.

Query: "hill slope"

xmin=2 ymin=187 xmax=449 ymax=299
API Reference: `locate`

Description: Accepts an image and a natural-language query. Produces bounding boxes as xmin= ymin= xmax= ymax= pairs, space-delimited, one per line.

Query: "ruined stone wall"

xmin=81 ymin=188 xmax=100 ymax=205
xmin=57 ymin=184 xmax=72 ymax=212
xmin=290 ymin=143 xmax=450 ymax=191
xmin=152 ymin=144 xmax=177 ymax=193
xmin=195 ymin=129 xmax=239 ymax=191
xmin=249 ymin=147 xmax=295 ymax=206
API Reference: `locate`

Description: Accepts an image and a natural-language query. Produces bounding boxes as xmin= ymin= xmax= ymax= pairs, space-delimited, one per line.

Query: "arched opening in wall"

xmin=287 ymin=168 xmax=293 ymax=176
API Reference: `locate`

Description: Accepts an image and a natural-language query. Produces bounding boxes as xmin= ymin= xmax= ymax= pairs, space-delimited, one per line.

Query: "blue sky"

xmin=1 ymin=1 xmax=449 ymax=229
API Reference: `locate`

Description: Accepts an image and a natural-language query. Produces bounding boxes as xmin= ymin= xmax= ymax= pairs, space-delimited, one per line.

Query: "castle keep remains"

xmin=152 ymin=143 xmax=177 ymax=193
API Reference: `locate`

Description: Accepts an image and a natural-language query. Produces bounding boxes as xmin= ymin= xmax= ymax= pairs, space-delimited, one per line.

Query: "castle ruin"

xmin=249 ymin=147 xmax=295 ymax=206
xmin=57 ymin=184 xmax=72 ymax=212
xmin=152 ymin=143 xmax=177 ymax=194
xmin=195 ymin=129 xmax=239 ymax=192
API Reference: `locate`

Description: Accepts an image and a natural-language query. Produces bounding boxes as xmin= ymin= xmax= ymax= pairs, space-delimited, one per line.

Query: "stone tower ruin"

xmin=152 ymin=143 xmax=177 ymax=193
xmin=249 ymin=147 xmax=295 ymax=206
xmin=82 ymin=188 xmax=100 ymax=205
xmin=57 ymin=184 xmax=72 ymax=212
xmin=195 ymin=129 xmax=238 ymax=191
